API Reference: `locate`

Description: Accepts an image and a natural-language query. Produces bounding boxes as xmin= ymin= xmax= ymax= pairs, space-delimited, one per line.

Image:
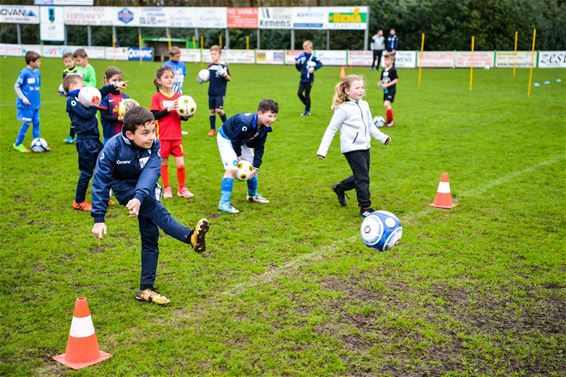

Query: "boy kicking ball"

xmin=91 ymin=106 xmax=209 ymax=305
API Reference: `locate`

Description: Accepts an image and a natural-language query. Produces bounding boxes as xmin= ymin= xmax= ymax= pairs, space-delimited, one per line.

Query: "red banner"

xmin=227 ymin=8 xmax=258 ymax=29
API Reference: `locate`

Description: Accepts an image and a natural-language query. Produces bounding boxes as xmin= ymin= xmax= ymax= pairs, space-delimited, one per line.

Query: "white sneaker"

xmin=163 ymin=186 xmax=173 ymax=199
xmin=218 ymin=202 xmax=240 ymax=214
xmin=247 ymin=194 xmax=270 ymax=204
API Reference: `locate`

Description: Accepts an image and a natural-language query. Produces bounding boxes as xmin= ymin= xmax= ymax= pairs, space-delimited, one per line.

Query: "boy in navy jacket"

xmin=294 ymin=40 xmax=322 ymax=116
xmin=216 ymin=99 xmax=279 ymax=214
xmin=63 ymin=73 xmax=127 ymax=212
xmin=91 ymin=106 xmax=209 ymax=305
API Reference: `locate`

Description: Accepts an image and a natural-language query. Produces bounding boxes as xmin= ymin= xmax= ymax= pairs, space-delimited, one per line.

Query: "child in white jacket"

xmin=317 ymin=75 xmax=391 ymax=217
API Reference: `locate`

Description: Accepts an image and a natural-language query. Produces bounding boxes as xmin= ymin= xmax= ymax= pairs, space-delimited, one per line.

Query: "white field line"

xmin=223 ymin=155 xmax=565 ymax=297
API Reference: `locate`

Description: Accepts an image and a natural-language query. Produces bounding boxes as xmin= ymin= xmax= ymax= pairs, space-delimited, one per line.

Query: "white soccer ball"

xmin=118 ymin=98 xmax=139 ymax=119
xmin=57 ymin=83 xmax=66 ymax=96
xmin=77 ymin=86 xmax=102 ymax=108
xmin=177 ymin=95 xmax=197 ymax=117
xmin=236 ymin=159 xmax=254 ymax=181
xmin=31 ymin=137 xmax=49 ymax=152
xmin=373 ymin=116 xmax=386 ymax=128
xmin=360 ymin=210 xmax=402 ymax=251
xmin=196 ymin=69 xmax=210 ymax=84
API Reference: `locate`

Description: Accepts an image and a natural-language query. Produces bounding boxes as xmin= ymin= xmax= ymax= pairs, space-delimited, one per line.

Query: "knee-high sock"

xmin=161 ymin=165 xmax=169 ymax=187
xmin=220 ymin=177 xmax=234 ymax=205
xmin=177 ymin=166 xmax=186 ymax=188
xmin=386 ymin=108 xmax=394 ymax=123
xmin=32 ymin=117 xmax=40 ymax=139
xmin=247 ymin=175 xmax=258 ymax=196
xmin=220 ymin=114 xmax=227 ymax=122
xmin=15 ymin=122 xmax=30 ymax=146
xmin=209 ymin=115 xmax=216 ymax=130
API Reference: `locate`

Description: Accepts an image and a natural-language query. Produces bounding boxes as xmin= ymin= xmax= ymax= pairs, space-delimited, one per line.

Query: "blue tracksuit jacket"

xmin=294 ymin=52 xmax=323 ymax=84
xmin=66 ymin=84 xmax=116 ymax=139
xmin=91 ymin=133 xmax=162 ymax=223
xmin=219 ymin=112 xmax=272 ymax=170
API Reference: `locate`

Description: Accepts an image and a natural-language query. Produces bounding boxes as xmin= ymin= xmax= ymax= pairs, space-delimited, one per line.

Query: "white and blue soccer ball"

xmin=360 ymin=210 xmax=402 ymax=251
xmin=373 ymin=116 xmax=386 ymax=128
xmin=31 ymin=137 xmax=49 ymax=152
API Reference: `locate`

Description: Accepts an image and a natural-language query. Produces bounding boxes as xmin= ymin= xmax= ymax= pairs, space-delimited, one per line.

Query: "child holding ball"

xmin=317 ymin=75 xmax=391 ymax=217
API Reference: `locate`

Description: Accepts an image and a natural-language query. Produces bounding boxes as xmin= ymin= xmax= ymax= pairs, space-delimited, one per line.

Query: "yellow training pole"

xmin=513 ymin=31 xmax=518 ymax=77
xmin=417 ymin=32 xmax=425 ymax=86
xmin=469 ymin=36 xmax=475 ymax=94
xmin=246 ymin=35 xmax=250 ymax=50
xmin=527 ymin=29 xmax=537 ymax=97
xmin=200 ymin=35 xmax=204 ymax=67
xmin=219 ymin=35 xmax=222 ymax=48
xmin=138 ymin=29 xmax=143 ymax=65
xmin=192 ymin=36 xmax=196 ymax=49
xmin=167 ymin=33 xmax=172 ymax=50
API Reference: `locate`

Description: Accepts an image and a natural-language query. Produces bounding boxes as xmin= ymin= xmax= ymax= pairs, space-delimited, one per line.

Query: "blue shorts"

xmin=17 ymin=106 xmax=39 ymax=123
xmin=208 ymin=96 xmax=224 ymax=110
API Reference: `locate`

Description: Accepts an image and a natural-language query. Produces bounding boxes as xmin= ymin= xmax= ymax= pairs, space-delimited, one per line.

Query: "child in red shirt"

xmin=150 ymin=66 xmax=193 ymax=199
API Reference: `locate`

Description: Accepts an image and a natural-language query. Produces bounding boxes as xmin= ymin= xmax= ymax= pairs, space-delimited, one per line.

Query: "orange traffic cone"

xmin=430 ymin=172 xmax=457 ymax=209
xmin=53 ymin=297 xmax=111 ymax=370
xmin=339 ymin=66 xmax=346 ymax=80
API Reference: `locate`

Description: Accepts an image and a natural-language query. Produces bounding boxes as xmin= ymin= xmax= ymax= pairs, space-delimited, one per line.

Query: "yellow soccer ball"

xmin=118 ymin=98 xmax=139 ymax=119
xmin=177 ymin=95 xmax=197 ymax=117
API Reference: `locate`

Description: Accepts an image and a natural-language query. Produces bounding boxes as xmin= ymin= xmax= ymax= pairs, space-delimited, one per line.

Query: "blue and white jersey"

xmin=91 ymin=133 xmax=162 ymax=223
xmin=294 ymin=52 xmax=323 ymax=84
xmin=16 ymin=67 xmax=41 ymax=109
xmin=208 ymin=62 xmax=229 ymax=96
xmin=386 ymin=35 xmax=398 ymax=52
xmin=163 ymin=59 xmax=186 ymax=94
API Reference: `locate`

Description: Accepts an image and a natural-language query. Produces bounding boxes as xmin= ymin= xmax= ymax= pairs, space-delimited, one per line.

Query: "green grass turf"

xmin=1 ymin=56 xmax=565 ymax=376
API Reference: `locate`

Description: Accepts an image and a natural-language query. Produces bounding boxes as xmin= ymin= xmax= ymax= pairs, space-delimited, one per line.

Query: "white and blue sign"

xmin=117 ymin=8 xmax=134 ymax=25
xmin=127 ymin=47 xmax=153 ymax=61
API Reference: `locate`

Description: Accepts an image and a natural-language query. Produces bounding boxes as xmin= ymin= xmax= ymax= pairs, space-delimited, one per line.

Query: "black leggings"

xmin=372 ymin=50 xmax=383 ymax=69
xmin=297 ymin=82 xmax=312 ymax=112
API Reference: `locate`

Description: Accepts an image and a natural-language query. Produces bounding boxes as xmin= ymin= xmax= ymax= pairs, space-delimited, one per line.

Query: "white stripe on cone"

xmin=69 ymin=315 xmax=96 ymax=338
xmin=437 ymin=181 xmax=451 ymax=194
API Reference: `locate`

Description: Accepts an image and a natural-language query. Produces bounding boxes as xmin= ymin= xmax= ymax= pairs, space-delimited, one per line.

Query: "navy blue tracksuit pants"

xmin=137 ymin=194 xmax=194 ymax=289
xmin=334 ymin=149 xmax=372 ymax=209
xmin=75 ymin=138 xmax=103 ymax=203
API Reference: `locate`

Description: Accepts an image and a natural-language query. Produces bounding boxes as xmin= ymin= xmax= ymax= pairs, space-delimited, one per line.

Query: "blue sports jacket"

xmin=294 ymin=52 xmax=323 ymax=84
xmin=91 ymin=132 xmax=162 ymax=223
xmin=66 ymin=84 xmax=116 ymax=139
xmin=219 ymin=112 xmax=272 ymax=170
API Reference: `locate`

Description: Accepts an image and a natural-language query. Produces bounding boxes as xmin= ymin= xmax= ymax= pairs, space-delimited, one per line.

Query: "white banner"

xmin=291 ymin=6 xmax=368 ymax=30
xmin=292 ymin=7 xmax=326 ymax=29
xmin=315 ymin=50 xmax=347 ymax=66
xmin=454 ymin=51 xmax=494 ymax=68
xmin=348 ymin=50 xmax=373 ymax=66
xmin=0 ymin=5 xmax=40 ymax=24
xmin=258 ymin=7 xmax=293 ymax=29
xmin=224 ymin=49 xmax=255 ymax=64
xmin=40 ymin=6 xmax=65 ymax=41
xmin=41 ymin=45 xmax=76 ymax=57
xmin=113 ymin=6 xmax=139 ymax=27
xmin=495 ymin=51 xmax=532 ymax=68
xmin=22 ymin=45 xmax=43 ymax=55
xmin=256 ymin=50 xmax=285 ymax=64
xmin=538 ymin=51 xmax=566 ymax=68
xmin=105 ymin=47 xmax=129 ymax=60
xmin=84 ymin=46 xmax=106 ymax=59
xmin=35 ymin=0 xmax=93 ymax=4
xmin=64 ymin=7 xmax=113 ymax=26
xmin=180 ymin=49 xmax=202 ymax=63
xmin=420 ymin=51 xmax=455 ymax=68
xmin=285 ymin=50 xmax=303 ymax=64
xmin=393 ymin=51 xmax=417 ymax=68
xmin=0 ymin=43 xmax=23 ymax=56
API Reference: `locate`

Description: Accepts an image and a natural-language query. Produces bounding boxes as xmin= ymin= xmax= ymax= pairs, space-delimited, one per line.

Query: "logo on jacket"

xmin=139 ymin=157 xmax=149 ymax=169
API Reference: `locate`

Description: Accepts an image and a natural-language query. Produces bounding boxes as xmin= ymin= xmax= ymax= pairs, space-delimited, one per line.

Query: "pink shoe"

xmin=177 ymin=186 xmax=194 ymax=199
xmin=163 ymin=186 xmax=173 ymax=199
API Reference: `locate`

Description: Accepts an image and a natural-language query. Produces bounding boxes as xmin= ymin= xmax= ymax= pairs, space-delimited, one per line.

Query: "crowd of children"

xmin=11 ymin=39 xmax=399 ymax=304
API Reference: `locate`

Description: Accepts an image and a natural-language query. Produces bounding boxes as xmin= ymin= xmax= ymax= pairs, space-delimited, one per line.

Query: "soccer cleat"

xmin=73 ymin=201 xmax=92 ymax=212
xmin=207 ymin=129 xmax=217 ymax=137
xmin=190 ymin=218 xmax=209 ymax=253
xmin=135 ymin=288 xmax=170 ymax=305
xmin=386 ymin=121 xmax=395 ymax=127
xmin=163 ymin=186 xmax=173 ymax=199
xmin=360 ymin=207 xmax=376 ymax=217
xmin=107 ymin=199 xmax=114 ymax=206
xmin=247 ymin=194 xmax=270 ymax=204
xmin=12 ymin=143 xmax=30 ymax=153
xmin=332 ymin=185 xmax=348 ymax=206
xmin=63 ymin=136 xmax=74 ymax=144
xmin=218 ymin=202 xmax=240 ymax=214
xmin=177 ymin=187 xmax=194 ymax=199
xmin=301 ymin=111 xmax=312 ymax=117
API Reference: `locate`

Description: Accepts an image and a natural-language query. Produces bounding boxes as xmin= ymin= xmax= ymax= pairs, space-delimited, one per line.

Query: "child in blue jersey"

xmin=91 ymin=106 xmax=209 ymax=305
xmin=163 ymin=47 xmax=186 ymax=94
xmin=216 ymin=99 xmax=279 ymax=214
xmin=13 ymin=51 xmax=42 ymax=153
xmin=206 ymin=45 xmax=231 ymax=137
xmin=63 ymin=73 xmax=127 ymax=212
xmin=99 ymin=66 xmax=129 ymax=144
xmin=295 ymin=40 xmax=323 ymax=116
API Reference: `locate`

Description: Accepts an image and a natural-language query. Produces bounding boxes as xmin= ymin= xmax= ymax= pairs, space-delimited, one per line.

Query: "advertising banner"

xmin=184 ymin=7 xmax=226 ymax=29
xmin=64 ymin=7 xmax=113 ymax=26
xmin=538 ymin=51 xmax=566 ymax=68
xmin=0 ymin=44 xmax=23 ymax=56
xmin=420 ymin=51 xmax=455 ymax=68
xmin=42 ymin=45 xmax=76 ymax=57
xmin=35 ymin=0 xmax=93 ymax=4
xmin=127 ymin=47 xmax=153 ymax=61
xmin=113 ymin=7 xmax=139 ymax=27
xmin=256 ymin=50 xmax=285 ymax=65
xmin=224 ymin=49 xmax=255 ymax=64
xmin=454 ymin=51 xmax=493 ymax=68
xmin=227 ymin=8 xmax=258 ymax=29
xmin=292 ymin=7 xmax=325 ymax=29
xmin=315 ymin=50 xmax=347 ymax=66
xmin=258 ymin=7 xmax=292 ymax=29
xmin=285 ymin=49 xmax=303 ymax=64
xmin=22 ymin=45 xmax=43 ymax=54
xmin=327 ymin=7 xmax=368 ymax=30
xmin=495 ymin=51 xmax=531 ymax=68
xmin=180 ymin=49 xmax=202 ymax=63
xmin=40 ymin=6 xmax=65 ymax=41
xmin=0 ymin=5 xmax=40 ymax=24
xmin=84 ymin=46 xmax=105 ymax=59
xmin=393 ymin=51 xmax=417 ymax=68
xmin=105 ymin=47 xmax=129 ymax=60
xmin=348 ymin=50 xmax=373 ymax=66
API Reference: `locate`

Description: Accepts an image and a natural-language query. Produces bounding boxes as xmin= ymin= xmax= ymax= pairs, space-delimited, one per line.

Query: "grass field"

xmin=1 ymin=55 xmax=565 ymax=376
